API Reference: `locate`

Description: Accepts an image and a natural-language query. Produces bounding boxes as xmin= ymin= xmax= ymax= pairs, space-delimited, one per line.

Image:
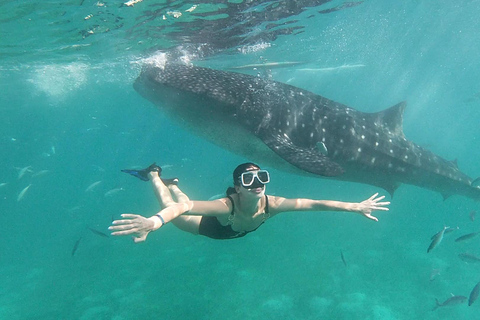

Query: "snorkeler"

xmin=110 ymin=163 xmax=390 ymax=242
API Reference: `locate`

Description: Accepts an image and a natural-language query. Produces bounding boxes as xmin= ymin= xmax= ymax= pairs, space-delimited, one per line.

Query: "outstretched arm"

xmin=109 ymin=201 xmax=194 ymax=242
xmin=109 ymin=199 xmax=231 ymax=242
xmin=270 ymin=193 xmax=390 ymax=221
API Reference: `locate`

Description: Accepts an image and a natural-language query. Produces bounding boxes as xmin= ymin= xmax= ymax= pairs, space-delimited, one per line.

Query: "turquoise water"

xmin=1 ymin=1 xmax=480 ymax=319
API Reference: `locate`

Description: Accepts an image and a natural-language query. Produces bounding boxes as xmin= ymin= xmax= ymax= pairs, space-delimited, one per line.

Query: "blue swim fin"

xmin=121 ymin=163 xmax=161 ymax=181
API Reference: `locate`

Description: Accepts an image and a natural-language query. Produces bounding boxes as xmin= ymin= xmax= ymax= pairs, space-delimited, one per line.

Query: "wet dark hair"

xmin=225 ymin=162 xmax=261 ymax=195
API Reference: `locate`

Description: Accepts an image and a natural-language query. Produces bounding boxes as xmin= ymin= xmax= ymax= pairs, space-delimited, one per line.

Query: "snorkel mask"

xmin=233 ymin=163 xmax=270 ymax=190
xmin=239 ymin=170 xmax=270 ymax=189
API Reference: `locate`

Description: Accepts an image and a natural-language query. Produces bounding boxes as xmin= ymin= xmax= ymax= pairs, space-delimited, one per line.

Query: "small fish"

xmin=430 ymin=226 xmax=458 ymax=240
xmin=455 ymin=232 xmax=479 ymax=242
xmin=470 ymin=210 xmax=476 ymax=222
xmin=17 ymin=166 xmax=32 ymax=179
xmin=0 ymin=182 xmax=7 ymax=188
xmin=458 ymin=253 xmax=480 ymax=263
xmin=17 ymin=184 xmax=32 ymax=202
xmin=433 ymin=295 xmax=467 ymax=310
xmin=104 ymin=187 xmax=125 ymax=197
xmin=316 ymin=142 xmax=328 ymax=156
xmin=428 ymin=226 xmax=449 ymax=253
xmin=88 ymin=227 xmax=109 ymax=238
xmin=85 ymin=180 xmax=102 ymax=192
xmin=229 ymin=61 xmax=306 ymax=70
xmin=71 ymin=237 xmax=82 ymax=256
xmin=297 ymin=64 xmax=366 ymax=72
xmin=340 ymin=250 xmax=347 ymax=267
xmin=51 ymin=145 xmax=56 ymax=155
xmin=32 ymin=170 xmax=50 ymax=178
xmin=429 ymin=269 xmax=441 ymax=281
xmin=469 ymin=281 xmax=480 ymax=306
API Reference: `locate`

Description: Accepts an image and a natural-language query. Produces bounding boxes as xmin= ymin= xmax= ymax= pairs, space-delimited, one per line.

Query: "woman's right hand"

xmin=354 ymin=193 xmax=390 ymax=221
xmin=109 ymin=213 xmax=156 ymax=243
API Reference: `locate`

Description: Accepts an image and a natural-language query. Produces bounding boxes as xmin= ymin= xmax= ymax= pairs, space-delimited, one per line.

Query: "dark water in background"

xmin=1 ymin=1 xmax=480 ymax=319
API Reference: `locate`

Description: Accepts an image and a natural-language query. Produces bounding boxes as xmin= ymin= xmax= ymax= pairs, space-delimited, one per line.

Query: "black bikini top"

xmin=224 ymin=195 xmax=270 ymax=238
xmin=198 ymin=195 xmax=270 ymax=240
xmin=226 ymin=194 xmax=269 ymax=217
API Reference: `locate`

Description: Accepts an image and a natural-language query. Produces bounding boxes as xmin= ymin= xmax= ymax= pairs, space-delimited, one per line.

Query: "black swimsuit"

xmin=198 ymin=195 xmax=270 ymax=240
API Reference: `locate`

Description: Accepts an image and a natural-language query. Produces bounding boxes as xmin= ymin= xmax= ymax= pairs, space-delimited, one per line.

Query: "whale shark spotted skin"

xmin=134 ymin=63 xmax=480 ymax=201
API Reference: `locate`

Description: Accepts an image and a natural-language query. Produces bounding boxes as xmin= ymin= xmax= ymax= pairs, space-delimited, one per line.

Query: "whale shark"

xmin=133 ymin=63 xmax=480 ymax=201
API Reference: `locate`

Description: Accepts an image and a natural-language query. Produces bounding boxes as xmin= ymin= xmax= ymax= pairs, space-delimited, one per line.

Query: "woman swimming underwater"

xmin=110 ymin=162 xmax=390 ymax=242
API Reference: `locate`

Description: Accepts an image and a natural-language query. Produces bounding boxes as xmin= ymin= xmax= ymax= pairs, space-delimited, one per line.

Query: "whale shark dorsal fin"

xmin=374 ymin=101 xmax=407 ymax=137
xmin=261 ymin=131 xmax=344 ymax=177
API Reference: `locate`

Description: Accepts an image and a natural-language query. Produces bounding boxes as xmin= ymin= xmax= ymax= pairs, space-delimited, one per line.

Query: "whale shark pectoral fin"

xmin=376 ymin=182 xmax=401 ymax=198
xmin=261 ymin=132 xmax=344 ymax=177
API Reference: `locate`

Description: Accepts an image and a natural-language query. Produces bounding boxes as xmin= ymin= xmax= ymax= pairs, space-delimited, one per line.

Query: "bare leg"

xmin=168 ymin=185 xmax=201 ymax=235
xmin=148 ymin=172 xmax=201 ymax=235
xmin=148 ymin=171 xmax=176 ymax=208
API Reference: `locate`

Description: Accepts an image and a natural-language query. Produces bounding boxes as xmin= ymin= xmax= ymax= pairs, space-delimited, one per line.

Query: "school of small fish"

xmin=427 ymin=210 xmax=480 ymax=310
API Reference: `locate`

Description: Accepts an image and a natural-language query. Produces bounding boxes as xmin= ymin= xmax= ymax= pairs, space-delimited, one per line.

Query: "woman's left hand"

xmin=356 ymin=193 xmax=390 ymax=221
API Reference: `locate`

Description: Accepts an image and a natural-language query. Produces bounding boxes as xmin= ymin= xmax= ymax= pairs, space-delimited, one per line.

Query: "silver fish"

xmin=104 ymin=187 xmax=125 ymax=197
xmin=340 ymin=250 xmax=347 ymax=267
xmin=17 ymin=166 xmax=32 ymax=179
xmin=316 ymin=141 xmax=328 ymax=156
xmin=433 ymin=295 xmax=467 ymax=310
xmin=85 ymin=180 xmax=102 ymax=192
xmin=428 ymin=226 xmax=449 ymax=253
xmin=469 ymin=281 xmax=480 ymax=306
xmin=17 ymin=184 xmax=32 ymax=202
xmin=297 ymin=64 xmax=366 ymax=72
xmin=430 ymin=226 xmax=458 ymax=240
xmin=32 ymin=170 xmax=50 ymax=178
xmin=71 ymin=237 xmax=82 ymax=256
xmin=229 ymin=61 xmax=306 ymax=70
xmin=0 ymin=182 xmax=7 ymax=188
xmin=458 ymin=253 xmax=480 ymax=263
xmin=88 ymin=227 xmax=109 ymax=238
xmin=455 ymin=231 xmax=479 ymax=242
